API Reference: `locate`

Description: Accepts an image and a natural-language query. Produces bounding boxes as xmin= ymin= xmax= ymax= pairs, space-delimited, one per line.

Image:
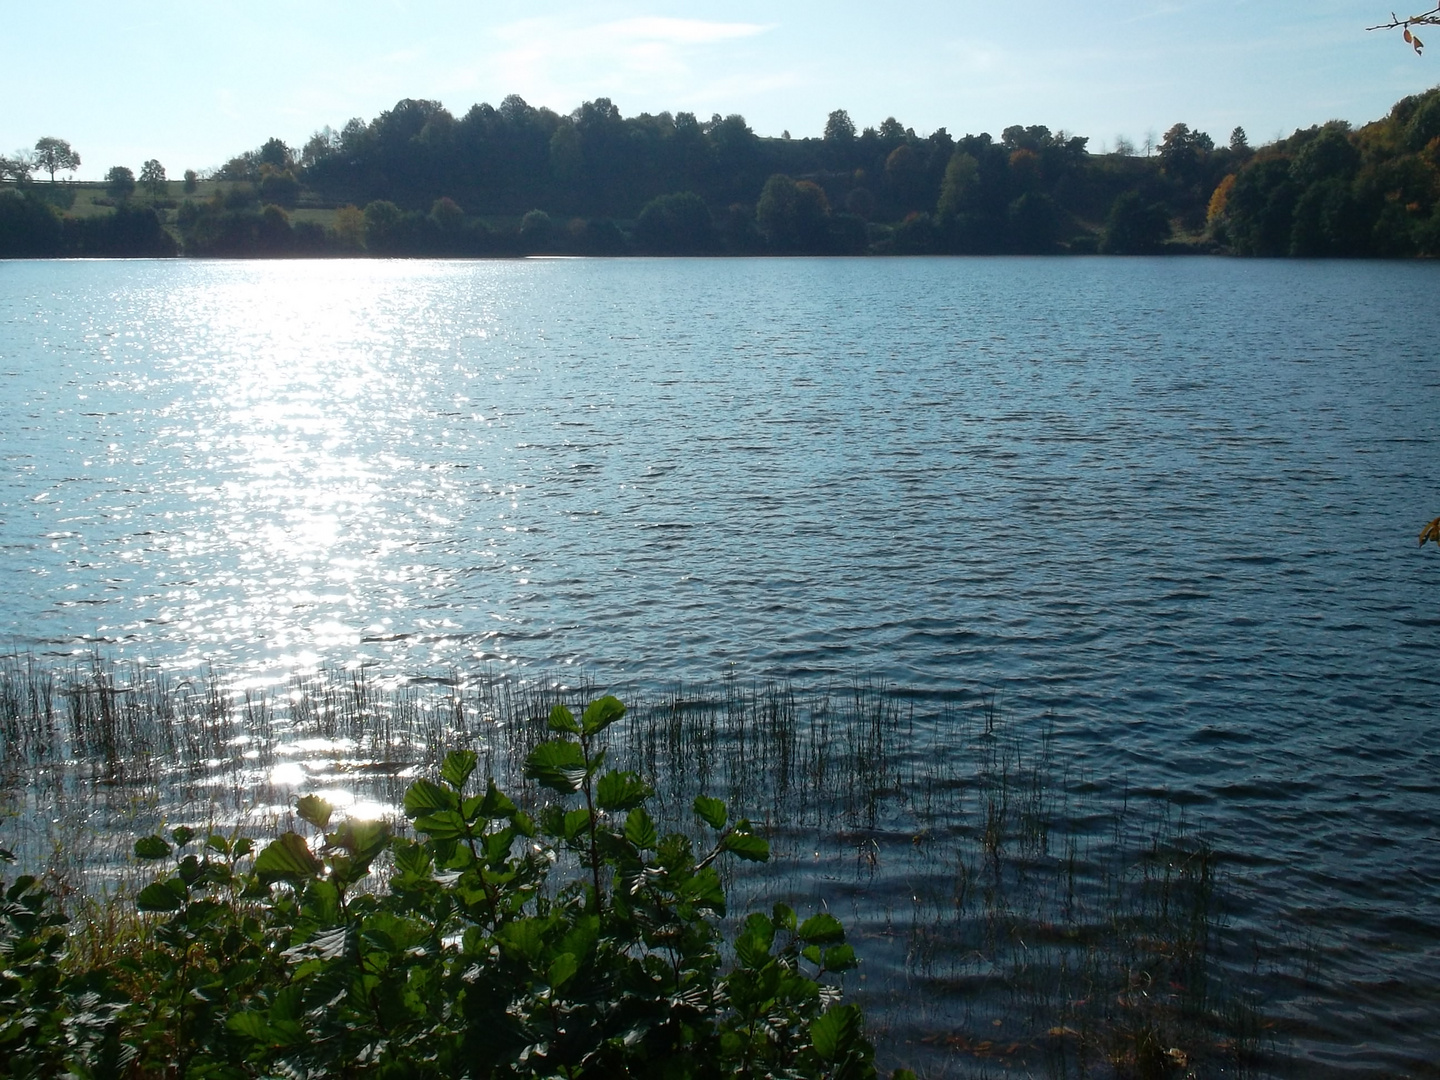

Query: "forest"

xmin=5 ymin=85 xmax=1440 ymax=258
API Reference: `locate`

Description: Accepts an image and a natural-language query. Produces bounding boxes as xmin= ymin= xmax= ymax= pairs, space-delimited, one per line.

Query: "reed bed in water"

xmin=0 ymin=656 xmax=1282 ymax=1078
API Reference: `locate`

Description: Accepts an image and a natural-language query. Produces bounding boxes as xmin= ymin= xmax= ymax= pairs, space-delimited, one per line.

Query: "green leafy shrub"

xmin=2 ymin=696 xmax=885 ymax=1078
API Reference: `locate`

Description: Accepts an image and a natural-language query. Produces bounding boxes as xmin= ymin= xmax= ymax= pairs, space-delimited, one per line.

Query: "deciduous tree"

xmin=824 ymin=109 xmax=856 ymax=144
xmin=140 ymin=159 xmax=166 ymax=199
xmin=0 ymin=153 xmax=34 ymax=182
xmin=33 ymin=137 xmax=79 ymax=181
xmin=105 ymin=165 xmax=136 ymax=201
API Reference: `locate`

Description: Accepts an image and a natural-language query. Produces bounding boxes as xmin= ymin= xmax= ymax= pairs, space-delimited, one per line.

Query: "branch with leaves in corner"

xmin=1370 ymin=6 xmax=1440 ymax=52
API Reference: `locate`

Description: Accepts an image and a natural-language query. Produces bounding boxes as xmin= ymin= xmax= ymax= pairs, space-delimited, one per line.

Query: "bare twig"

xmin=1368 ymin=7 xmax=1440 ymax=52
xmin=1368 ymin=6 xmax=1440 ymax=30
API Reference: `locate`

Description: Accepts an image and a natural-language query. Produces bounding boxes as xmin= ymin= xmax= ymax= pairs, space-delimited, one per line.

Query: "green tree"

xmin=634 ymin=191 xmax=716 ymax=253
xmin=0 ymin=152 xmax=34 ymax=182
xmin=333 ymin=204 xmax=365 ymax=251
xmin=258 ymin=166 xmax=300 ymax=208
xmin=936 ymin=150 xmax=978 ymax=221
xmin=824 ymin=109 xmax=856 ymax=143
xmin=549 ymin=121 xmax=583 ymax=184
xmin=182 ymin=169 xmax=198 ymax=194
xmin=0 ymin=190 xmax=64 ymax=255
xmin=1100 ymin=191 xmax=1170 ymax=254
xmin=33 ymin=137 xmax=79 ymax=181
xmin=1008 ymin=192 xmax=1061 ymax=253
xmin=1158 ymin=123 xmax=1214 ymax=187
xmin=258 ymin=137 xmax=292 ymax=169
xmin=362 ymin=199 xmax=402 ymax=251
xmin=430 ymin=196 xmax=465 ymax=233
xmin=300 ymin=126 xmax=340 ymax=169
xmin=104 ymin=165 xmax=136 ymax=201
xmin=139 ymin=159 xmax=166 ymax=199
xmin=518 ymin=208 xmax=554 ymax=252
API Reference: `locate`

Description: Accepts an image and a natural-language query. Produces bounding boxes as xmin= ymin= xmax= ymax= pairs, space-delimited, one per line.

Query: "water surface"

xmin=2 ymin=256 xmax=1439 ymax=1074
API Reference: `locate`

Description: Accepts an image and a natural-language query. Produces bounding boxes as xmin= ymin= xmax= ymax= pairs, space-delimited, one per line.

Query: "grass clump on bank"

xmin=0 ymin=694 xmax=889 ymax=1079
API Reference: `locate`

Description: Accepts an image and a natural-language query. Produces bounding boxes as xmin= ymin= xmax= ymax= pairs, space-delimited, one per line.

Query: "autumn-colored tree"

xmin=1206 ymin=174 xmax=1236 ymax=226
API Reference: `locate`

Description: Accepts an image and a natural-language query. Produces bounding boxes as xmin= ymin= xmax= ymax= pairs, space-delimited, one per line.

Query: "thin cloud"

xmin=484 ymin=16 xmax=774 ymax=106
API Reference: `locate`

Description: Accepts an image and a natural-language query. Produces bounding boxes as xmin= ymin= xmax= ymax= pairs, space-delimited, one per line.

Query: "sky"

xmin=8 ymin=0 xmax=1440 ymax=180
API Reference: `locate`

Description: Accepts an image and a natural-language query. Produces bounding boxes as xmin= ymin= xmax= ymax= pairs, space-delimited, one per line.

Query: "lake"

xmin=2 ymin=255 xmax=1438 ymax=1075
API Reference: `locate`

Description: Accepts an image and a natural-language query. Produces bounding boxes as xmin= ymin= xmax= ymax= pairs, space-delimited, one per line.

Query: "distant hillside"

xmin=6 ymin=87 xmax=1440 ymax=258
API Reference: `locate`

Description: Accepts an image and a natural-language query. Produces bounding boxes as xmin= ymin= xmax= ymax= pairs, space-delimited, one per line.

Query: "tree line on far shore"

xmin=6 ymin=85 xmax=1440 ymax=259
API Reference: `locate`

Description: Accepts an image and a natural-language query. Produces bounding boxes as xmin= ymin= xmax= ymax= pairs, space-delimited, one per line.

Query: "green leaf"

xmin=441 ymin=749 xmax=478 ymax=790
xmin=811 ymin=1004 xmax=865 ymax=1062
xmin=548 ymin=952 xmax=579 ymax=990
xmin=772 ymin=902 xmax=796 ymax=932
xmin=823 ymin=943 xmax=858 ymax=972
xmin=484 ymin=827 xmax=517 ymax=865
xmin=296 ymin=794 xmax=333 ymax=831
xmin=403 ymin=778 xmax=459 ymax=817
xmin=692 ymin=796 xmax=727 ymax=830
xmin=171 ymin=825 xmax=195 ymax=848
xmin=547 ymin=704 xmax=581 ymax=734
xmin=596 ymin=770 xmax=652 ymax=812
xmin=329 ymin=819 xmax=389 ymax=863
xmin=624 ymin=806 xmax=658 ymax=851
xmin=134 ymin=835 xmax=172 ymax=860
xmin=580 ymin=695 xmax=626 ymax=736
xmin=498 ymin=918 xmax=545 ymax=962
xmin=226 ymin=1011 xmax=273 ymax=1041
xmin=524 ymin=739 xmax=587 ymax=794
xmin=734 ymin=912 xmax=775 ymax=968
xmin=683 ymin=866 xmax=727 ymax=914
xmin=563 ymin=807 xmax=592 ymax=842
xmin=413 ymin=810 xmax=467 ymax=842
xmin=253 ymin=832 xmax=323 ymax=883
xmin=136 ymin=880 xmax=185 ymax=912
xmin=798 ymin=912 xmax=846 ymax=946
xmin=657 ymin=833 xmax=695 ymax=873
xmin=479 ymin=779 xmax=517 ymax=819
xmin=723 ymin=831 xmax=770 ymax=862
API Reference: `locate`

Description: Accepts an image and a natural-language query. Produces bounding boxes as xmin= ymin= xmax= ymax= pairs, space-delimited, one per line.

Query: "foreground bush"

xmin=0 ymin=696 xmax=891 ymax=1079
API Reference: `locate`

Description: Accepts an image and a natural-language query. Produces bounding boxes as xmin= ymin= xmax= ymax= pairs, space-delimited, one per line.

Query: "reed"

xmin=0 ymin=654 xmax=1284 ymax=1078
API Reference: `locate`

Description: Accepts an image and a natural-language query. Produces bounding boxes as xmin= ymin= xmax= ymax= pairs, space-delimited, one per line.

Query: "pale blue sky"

xmin=9 ymin=0 xmax=1439 ymax=179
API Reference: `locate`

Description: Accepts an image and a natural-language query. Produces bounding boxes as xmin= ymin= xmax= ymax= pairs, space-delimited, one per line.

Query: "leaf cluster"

xmin=0 ymin=696 xmax=894 ymax=1079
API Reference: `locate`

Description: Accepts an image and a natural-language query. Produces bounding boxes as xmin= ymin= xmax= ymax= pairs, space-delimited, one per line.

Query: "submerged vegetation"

xmin=0 ymin=656 xmax=1286 ymax=1077
xmin=10 ymin=84 xmax=1440 ymax=258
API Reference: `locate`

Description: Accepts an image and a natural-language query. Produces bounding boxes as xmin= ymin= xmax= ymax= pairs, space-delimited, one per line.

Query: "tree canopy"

xmin=32 ymin=137 xmax=79 ymax=181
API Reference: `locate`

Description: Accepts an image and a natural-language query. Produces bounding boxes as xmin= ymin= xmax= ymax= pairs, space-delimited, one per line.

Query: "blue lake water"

xmin=2 ymin=255 xmax=1439 ymax=1074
